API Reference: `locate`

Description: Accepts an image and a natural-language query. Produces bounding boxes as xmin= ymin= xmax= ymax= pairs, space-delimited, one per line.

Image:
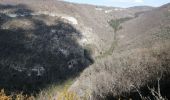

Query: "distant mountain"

xmin=128 ymin=6 xmax=154 ymax=9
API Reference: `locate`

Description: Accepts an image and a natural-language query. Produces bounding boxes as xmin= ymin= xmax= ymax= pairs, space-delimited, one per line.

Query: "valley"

xmin=0 ymin=0 xmax=169 ymax=100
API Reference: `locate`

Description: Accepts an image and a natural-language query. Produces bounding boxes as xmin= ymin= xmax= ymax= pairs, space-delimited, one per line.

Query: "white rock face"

xmin=61 ymin=16 xmax=78 ymax=25
xmin=49 ymin=13 xmax=58 ymax=17
xmin=114 ymin=8 xmax=125 ymax=11
xmin=36 ymin=11 xmax=78 ymax=25
xmin=105 ymin=10 xmax=112 ymax=13
xmin=7 ymin=14 xmax=17 ymax=18
xmin=114 ymin=8 xmax=119 ymax=11
xmin=5 ymin=11 xmax=79 ymax=25
xmin=30 ymin=13 xmax=39 ymax=16
xmin=95 ymin=8 xmax=103 ymax=11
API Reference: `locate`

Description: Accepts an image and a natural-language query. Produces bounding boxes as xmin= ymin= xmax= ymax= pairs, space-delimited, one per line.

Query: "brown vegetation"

xmin=0 ymin=0 xmax=169 ymax=100
xmin=69 ymin=4 xmax=170 ymax=99
xmin=70 ymin=40 xmax=170 ymax=99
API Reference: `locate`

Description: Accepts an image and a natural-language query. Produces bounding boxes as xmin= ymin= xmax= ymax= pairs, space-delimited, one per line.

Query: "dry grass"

xmin=36 ymin=79 xmax=74 ymax=100
xmin=1 ymin=19 xmax=35 ymax=30
xmin=0 ymin=89 xmax=12 ymax=100
xmin=57 ymin=88 xmax=79 ymax=100
xmin=0 ymin=86 xmax=80 ymax=100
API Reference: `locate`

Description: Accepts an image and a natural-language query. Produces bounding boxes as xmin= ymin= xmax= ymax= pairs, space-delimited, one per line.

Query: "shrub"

xmin=108 ymin=17 xmax=132 ymax=33
xmin=0 ymin=89 xmax=12 ymax=100
xmin=136 ymin=80 xmax=168 ymax=100
xmin=0 ymin=89 xmax=35 ymax=100
xmin=108 ymin=19 xmax=122 ymax=33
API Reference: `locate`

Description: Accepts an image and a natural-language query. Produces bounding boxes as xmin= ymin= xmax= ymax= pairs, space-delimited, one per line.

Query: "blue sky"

xmin=63 ymin=0 xmax=170 ymax=8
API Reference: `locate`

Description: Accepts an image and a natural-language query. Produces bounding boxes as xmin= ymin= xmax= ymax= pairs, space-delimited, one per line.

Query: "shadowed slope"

xmin=0 ymin=4 xmax=93 ymax=94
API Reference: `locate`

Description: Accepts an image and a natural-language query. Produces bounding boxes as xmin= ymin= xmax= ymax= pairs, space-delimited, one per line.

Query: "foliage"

xmin=108 ymin=17 xmax=132 ymax=33
xmin=97 ymin=17 xmax=133 ymax=59
xmin=108 ymin=19 xmax=122 ymax=33
xmin=96 ymin=17 xmax=133 ymax=59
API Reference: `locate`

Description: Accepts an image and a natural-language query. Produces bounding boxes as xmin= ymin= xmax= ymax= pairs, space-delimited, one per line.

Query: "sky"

xmin=63 ymin=0 xmax=170 ymax=8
